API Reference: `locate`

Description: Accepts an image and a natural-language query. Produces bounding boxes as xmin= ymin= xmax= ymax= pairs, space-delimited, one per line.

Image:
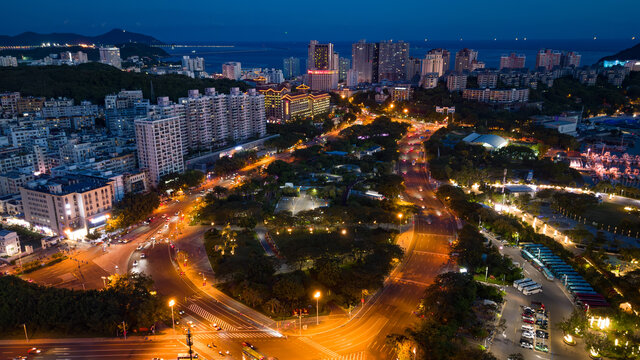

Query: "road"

xmin=2 ymin=120 xmax=457 ymax=360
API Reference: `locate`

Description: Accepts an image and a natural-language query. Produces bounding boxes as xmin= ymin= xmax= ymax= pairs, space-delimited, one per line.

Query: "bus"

xmin=566 ymin=281 xmax=592 ymax=288
xmin=517 ymin=280 xmax=537 ymax=291
xmin=242 ymin=346 xmax=266 ymax=360
xmin=513 ymin=278 xmax=532 ymax=287
xmin=580 ymin=300 xmax=609 ymax=310
xmin=574 ymin=293 xmax=605 ymax=301
xmin=542 ymin=268 xmax=554 ymax=281
xmin=523 ymin=286 xmax=543 ymax=295
xmin=177 ymin=353 xmax=199 ymax=359
xmin=569 ymin=287 xmax=595 ymax=295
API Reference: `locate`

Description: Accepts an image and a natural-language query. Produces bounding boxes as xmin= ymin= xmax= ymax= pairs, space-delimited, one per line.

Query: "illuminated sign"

xmin=307 ymin=70 xmax=335 ymax=75
xmin=90 ymin=214 xmax=110 ymax=224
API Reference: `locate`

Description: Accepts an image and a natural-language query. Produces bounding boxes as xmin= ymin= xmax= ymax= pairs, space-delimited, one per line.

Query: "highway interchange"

xmin=1 ymin=121 xmax=457 ymax=360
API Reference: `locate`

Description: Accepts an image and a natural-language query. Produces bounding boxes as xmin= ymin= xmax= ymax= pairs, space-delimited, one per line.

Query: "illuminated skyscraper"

xmin=283 ymin=57 xmax=301 ymax=79
xmin=307 ymin=41 xmax=338 ymax=91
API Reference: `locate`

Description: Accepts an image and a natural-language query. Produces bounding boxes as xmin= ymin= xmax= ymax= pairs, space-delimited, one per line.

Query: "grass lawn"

xmin=583 ymin=202 xmax=639 ymax=227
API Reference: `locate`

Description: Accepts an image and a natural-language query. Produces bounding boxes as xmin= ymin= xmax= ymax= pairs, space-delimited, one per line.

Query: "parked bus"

xmin=574 ymin=293 xmax=605 ymax=301
xmin=513 ymin=278 xmax=532 ymax=287
xmin=542 ymin=268 xmax=554 ymax=281
xmin=569 ymin=287 xmax=595 ymax=295
xmin=523 ymin=286 xmax=543 ymax=295
xmin=517 ymin=280 xmax=537 ymax=291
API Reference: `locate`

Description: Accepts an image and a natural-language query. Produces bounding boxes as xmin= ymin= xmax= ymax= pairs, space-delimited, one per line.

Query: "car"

xmin=178 ymin=310 xmax=185 ymax=315
xmin=27 ymin=347 xmax=41 ymax=354
xmin=242 ymin=342 xmax=255 ymax=349
xmin=535 ymin=343 xmax=549 ymax=352
xmin=523 ymin=318 xmax=535 ymax=324
xmin=535 ymin=319 xmax=548 ymax=326
xmin=536 ymin=330 xmax=549 ymax=339
xmin=136 ymin=245 xmax=143 ymax=251
xmin=522 ymin=331 xmax=535 ymax=339
xmin=522 ymin=315 xmax=535 ymax=322
xmin=132 ymin=260 xmax=138 ymax=267
xmin=520 ymin=341 xmax=534 ymax=349
xmin=522 ymin=311 xmax=535 ymax=317
xmin=521 ymin=325 xmax=534 ymax=332
xmin=140 ymin=253 xmax=147 ymax=259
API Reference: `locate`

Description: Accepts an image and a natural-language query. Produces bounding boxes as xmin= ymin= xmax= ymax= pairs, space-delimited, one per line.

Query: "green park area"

xmin=197 ymin=116 xmax=415 ymax=317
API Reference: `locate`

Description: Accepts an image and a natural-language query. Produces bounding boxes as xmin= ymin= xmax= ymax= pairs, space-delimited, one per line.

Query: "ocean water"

xmin=164 ymin=39 xmax=638 ymax=75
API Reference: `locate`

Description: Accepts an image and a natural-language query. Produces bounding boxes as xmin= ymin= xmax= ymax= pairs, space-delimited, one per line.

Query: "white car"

xmin=520 ymin=341 xmax=534 ymax=349
xmin=132 ymin=260 xmax=138 ymax=267
xmin=521 ymin=325 xmax=534 ymax=332
xmin=522 ymin=331 xmax=535 ymax=339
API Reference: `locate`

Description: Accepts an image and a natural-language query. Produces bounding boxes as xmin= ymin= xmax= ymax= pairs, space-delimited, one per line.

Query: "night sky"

xmin=2 ymin=0 xmax=639 ymax=42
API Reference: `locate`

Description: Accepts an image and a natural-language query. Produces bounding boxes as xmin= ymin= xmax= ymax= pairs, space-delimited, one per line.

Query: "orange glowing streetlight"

xmin=168 ymin=299 xmax=176 ymax=334
xmin=314 ymin=291 xmax=321 ymax=325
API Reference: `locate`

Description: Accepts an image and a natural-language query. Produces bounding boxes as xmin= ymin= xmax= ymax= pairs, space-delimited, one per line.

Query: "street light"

xmin=168 ymin=299 xmax=176 ymax=334
xmin=314 ymin=291 xmax=321 ymax=325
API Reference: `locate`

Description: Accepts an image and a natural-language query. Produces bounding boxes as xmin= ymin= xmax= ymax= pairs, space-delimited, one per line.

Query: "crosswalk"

xmin=188 ymin=303 xmax=237 ymax=331
xmin=323 ymin=351 xmax=367 ymax=360
xmin=299 ymin=337 xmax=341 ymax=358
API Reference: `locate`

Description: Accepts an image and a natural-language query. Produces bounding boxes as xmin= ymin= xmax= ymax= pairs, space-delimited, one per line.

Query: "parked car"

xmin=523 ymin=318 xmax=535 ymax=324
xmin=536 ymin=330 xmax=549 ymax=339
xmin=520 ymin=341 xmax=534 ymax=349
xmin=535 ymin=343 xmax=549 ymax=352
xmin=522 ymin=331 xmax=535 ymax=339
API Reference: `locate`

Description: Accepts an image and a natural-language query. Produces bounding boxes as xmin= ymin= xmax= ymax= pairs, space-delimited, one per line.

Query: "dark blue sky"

xmin=2 ymin=0 xmax=639 ymax=42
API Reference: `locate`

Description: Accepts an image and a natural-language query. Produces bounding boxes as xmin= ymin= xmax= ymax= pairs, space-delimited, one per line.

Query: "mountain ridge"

xmin=599 ymin=42 xmax=640 ymax=63
xmin=0 ymin=29 xmax=164 ymax=46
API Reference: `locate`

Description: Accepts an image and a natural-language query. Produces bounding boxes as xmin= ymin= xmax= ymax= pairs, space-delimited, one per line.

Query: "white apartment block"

xmin=0 ymin=230 xmax=20 ymax=256
xmin=20 ymin=175 xmax=114 ymax=237
xmin=135 ymin=115 xmax=184 ymax=187
xmin=222 ymin=62 xmax=242 ymax=80
xmin=99 ymin=47 xmax=122 ymax=69
xmin=0 ymin=56 xmax=18 ymax=67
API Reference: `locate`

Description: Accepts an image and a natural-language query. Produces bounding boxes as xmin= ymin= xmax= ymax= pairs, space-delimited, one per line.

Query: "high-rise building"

xmin=561 ymin=51 xmax=581 ymax=68
xmin=307 ymin=41 xmax=339 ymax=91
xmin=422 ymin=49 xmax=450 ymax=77
xmin=535 ymin=49 xmax=562 ymax=71
xmin=462 ymin=88 xmax=529 ymax=104
xmin=338 ymin=57 xmax=351 ymax=82
xmin=477 ymin=70 xmax=498 ymax=89
xmin=446 ymin=73 xmax=468 ymax=92
xmin=222 ymin=62 xmax=242 ymax=80
xmin=263 ymin=68 xmax=285 ymax=84
xmin=499 ymin=53 xmax=526 ymax=69
xmin=454 ymin=48 xmax=478 ymax=73
xmin=135 ymin=115 xmax=184 ymax=187
xmin=406 ymin=57 xmax=422 ymax=82
xmin=351 ymin=40 xmax=377 ymax=84
xmin=182 ymin=56 xmax=205 ymax=72
xmin=99 ymin=47 xmax=122 ymax=69
xmin=377 ymin=40 xmax=409 ymax=82
xmin=283 ymin=57 xmax=301 ymax=79
xmin=0 ymin=56 xmax=18 ymax=67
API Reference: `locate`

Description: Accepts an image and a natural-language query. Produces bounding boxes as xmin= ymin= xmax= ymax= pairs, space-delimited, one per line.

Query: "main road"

xmin=1 ymin=120 xmax=456 ymax=360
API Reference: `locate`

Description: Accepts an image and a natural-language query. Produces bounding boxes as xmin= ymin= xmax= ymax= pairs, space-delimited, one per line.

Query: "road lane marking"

xmin=299 ymin=336 xmax=341 ymax=358
xmin=188 ymin=303 xmax=237 ymax=331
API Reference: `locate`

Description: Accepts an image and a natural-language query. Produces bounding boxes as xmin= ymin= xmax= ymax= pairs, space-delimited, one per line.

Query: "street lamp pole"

xmin=314 ymin=291 xmax=321 ymax=325
xmin=169 ymin=299 xmax=176 ymax=335
xmin=22 ymin=324 xmax=28 ymax=342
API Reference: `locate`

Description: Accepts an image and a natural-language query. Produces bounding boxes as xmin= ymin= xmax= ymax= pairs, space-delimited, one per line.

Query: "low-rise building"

xmin=20 ymin=175 xmax=115 ymax=237
xmin=0 ymin=230 xmax=20 ymax=256
xmin=0 ymin=171 xmax=36 ymax=196
xmin=462 ymin=88 xmax=529 ymax=104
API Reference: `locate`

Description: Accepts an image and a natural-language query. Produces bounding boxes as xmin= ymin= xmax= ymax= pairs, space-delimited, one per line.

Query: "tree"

xmin=273 ymin=275 xmax=305 ymax=302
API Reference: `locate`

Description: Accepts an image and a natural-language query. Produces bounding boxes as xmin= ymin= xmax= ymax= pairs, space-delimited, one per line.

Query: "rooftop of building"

xmin=0 ymin=229 xmax=16 ymax=237
xmin=24 ymin=174 xmax=111 ymax=195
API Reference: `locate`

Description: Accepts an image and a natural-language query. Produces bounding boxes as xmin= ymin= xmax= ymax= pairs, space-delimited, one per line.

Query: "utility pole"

xmin=186 ymin=328 xmax=194 ymax=360
xmin=122 ymin=321 xmax=127 ymax=340
xmin=22 ymin=324 xmax=28 ymax=342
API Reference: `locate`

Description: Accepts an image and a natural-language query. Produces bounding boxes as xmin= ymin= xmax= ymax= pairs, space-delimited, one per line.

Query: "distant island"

xmin=0 ymin=28 xmax=164 ymax=47
xmin=0 ymin=42 xmax=169 ymax=61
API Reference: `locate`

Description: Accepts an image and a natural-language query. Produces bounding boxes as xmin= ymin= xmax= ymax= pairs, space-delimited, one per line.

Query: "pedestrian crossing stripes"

xmin=188 ymin=303 xmax=237 ymax=331
xmin=194 ymin=331 xmax=281 ymax=340
xmin=298 ymin=337 xmax=341 ymax=358
xmin=322 ymin=351 xmax=367 ymax=360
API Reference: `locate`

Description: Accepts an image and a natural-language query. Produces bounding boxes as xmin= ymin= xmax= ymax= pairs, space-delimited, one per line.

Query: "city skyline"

xmin=0 ymin=0 xmax=639 ymax=42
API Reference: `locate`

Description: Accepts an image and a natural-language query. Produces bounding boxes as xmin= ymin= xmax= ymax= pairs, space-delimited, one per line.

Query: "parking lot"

xmin=482 ymin=230 xmax=589 ymax=359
